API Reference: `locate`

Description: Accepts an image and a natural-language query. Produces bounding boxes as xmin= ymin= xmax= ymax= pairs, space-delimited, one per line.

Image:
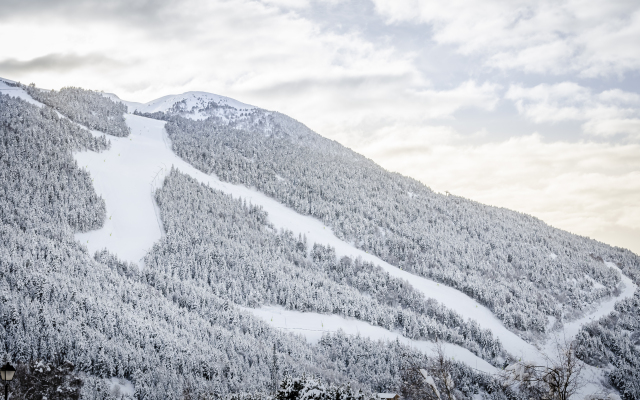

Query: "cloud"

xmin=360 ymin=129 xmax=640 ymax=254
xmin=370 ymin=0 xmax=640 ymax=77
xmin=1 ymin=0 xmax=638 ymax=254
xmin=506 ymin=82 xmax=640 ymax=139
xmin=262 ymin=78 xmax=501 ymax=153
xmin=0 ymin=53 xmax=121 ymax=75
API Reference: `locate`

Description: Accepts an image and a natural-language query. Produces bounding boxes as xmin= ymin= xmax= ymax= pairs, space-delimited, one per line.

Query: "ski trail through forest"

xmin=71 ymin=112 xmax=636 ymax=385
xmin=244 ymin=305 xmax=497 ymax=374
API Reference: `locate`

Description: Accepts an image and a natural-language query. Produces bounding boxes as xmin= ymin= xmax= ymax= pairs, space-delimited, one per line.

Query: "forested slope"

xmin=0 ymin=89 xmax=514 ymax=399
xmin=575 ymin=288 xmax=640 ymax=399
xmin=146 ymin=169 xmax=504 ymax=363
xmin=22 ymin=84 xmax=131 ymax=137
xmin=150 ymin=111 xmax=640 ymax=336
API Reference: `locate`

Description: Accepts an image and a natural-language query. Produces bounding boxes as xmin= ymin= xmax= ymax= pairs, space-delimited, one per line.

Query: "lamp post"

xmin=0 ymin=363 xmax=16 ymax=400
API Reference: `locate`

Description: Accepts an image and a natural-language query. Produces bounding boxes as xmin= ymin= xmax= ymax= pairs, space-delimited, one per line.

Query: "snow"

xmin=109 ymin=377 xmax=135 ymax=397
xmin=71 ymin=104 xmax=636 ymax=395
xmin=74 ymin=115 xmax=169 ymax=265
xmin=585 ymin=275 xmax=606 ymax=290
xmin=245 ymin=305 xmax=497 ymax=374
xmin=0 ymin=78 xmax=44 ymax=107
xmin=73 ymin=112 xmax=636 ymax=362
xmin=105 ymin=91 xmax=256 ymax=115
xmin=72 ymin=113 xmax=514 ymax=372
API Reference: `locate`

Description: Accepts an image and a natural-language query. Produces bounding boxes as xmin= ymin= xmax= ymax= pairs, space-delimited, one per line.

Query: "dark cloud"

xmin=0 ymin=0 xmax=182 ymax=43
xmin=0 ymin=0 xmax=170 ymax=19
xmin=0 ymin=0 xmax=201 ymax=39
xmin=0 ymin=53 xmax=122 ymax=74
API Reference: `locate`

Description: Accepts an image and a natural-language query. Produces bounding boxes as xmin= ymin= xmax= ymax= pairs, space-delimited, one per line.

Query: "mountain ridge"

xmin=1 ymin=78 xmax=639 ymax=399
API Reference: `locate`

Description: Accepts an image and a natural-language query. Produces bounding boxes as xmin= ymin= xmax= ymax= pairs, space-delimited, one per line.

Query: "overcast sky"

xmin=1 ymin=0 xmax=639 ymax=254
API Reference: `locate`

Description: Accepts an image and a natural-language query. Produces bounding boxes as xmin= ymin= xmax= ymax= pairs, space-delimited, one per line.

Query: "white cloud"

xmin=0 ymin=0 xmax=499 ymax=139
xmin=506 ymin=82 xmax=640 ymax=138
xmin=371 ymin=0 xmax=640 ymax=76
xmin=258 ymin=0 xmax=311 ymax=9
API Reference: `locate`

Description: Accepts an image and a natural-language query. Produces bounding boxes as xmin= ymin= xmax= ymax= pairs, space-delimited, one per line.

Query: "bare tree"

xmin=400 ymin=343 xmax=458 ymax=400
xmin=499 ymin=340 xmax=585 ymax=400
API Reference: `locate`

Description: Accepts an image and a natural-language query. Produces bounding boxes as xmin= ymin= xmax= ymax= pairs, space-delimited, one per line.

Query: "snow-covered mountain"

xmin=1 ymin=78 xmax=638 ymax=400
xmin=105 ymin=91 xmax=255 ymax=118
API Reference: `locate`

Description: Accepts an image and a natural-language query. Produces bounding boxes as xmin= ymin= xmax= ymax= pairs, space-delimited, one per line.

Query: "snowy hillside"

xmin=2 ymin=78 xmax=640 ymax=400
xmin=106 ymin=91 xmax=255 ymax=118
xmin=75 ymin=88 xmax=639 ymax=399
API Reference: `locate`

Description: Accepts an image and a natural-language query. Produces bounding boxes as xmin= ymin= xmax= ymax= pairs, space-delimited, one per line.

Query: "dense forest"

xmin=0 ymin=88 xmax=513 ymax=399
xmin=142 ymin=108 xmax=640 ymax=337
xmin=22 ymin=84 xmax=130 ymax=137
xmin=3 ymin=82 xmax=639 ymax=399
xmin=146 ymin=169 xmax=504 ymax=363
xmin=139 ymin=98 xmax=640 ymax=399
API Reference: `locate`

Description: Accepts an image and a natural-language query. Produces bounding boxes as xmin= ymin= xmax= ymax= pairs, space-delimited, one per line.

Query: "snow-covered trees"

xmin=276 ymin=375 xmax=364 ymax=400
xmin=575 ymin=289 xmax=640 ymax=400
xmin=22 ymin=84 xmax=130 ymax=137
xmin=0 ymin=94 xmax=109 ymax=234
xmin=0 ymin=93 xmax=512 ymax=399
xmin=153 ymin=111 xmax=640 ymax=336
xmin=146 ymin=169 xmax=504 ymax=363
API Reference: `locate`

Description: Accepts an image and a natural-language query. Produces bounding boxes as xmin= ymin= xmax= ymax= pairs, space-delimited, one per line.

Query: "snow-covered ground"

xmin=7 ymin=82 xmax=634 ymax=395
xmin=72 ymin=113 xmax=538 ymax=358
xmin=245 ymin=305 xmax=497 ymax=374
xmin=0 ymin=78 xmax=44 ymax=106
xmin=105 ymin=91 xmax=255 ymax=119
xmin=72 ymin=113 xmax=533 ymax=369
xmin=71 ymin=110 xmax=637 ymax=382
xmin=109 ymin=377 xmax=135 ymax=398
xmin=75 ymin=116 xmax=170 ymax=265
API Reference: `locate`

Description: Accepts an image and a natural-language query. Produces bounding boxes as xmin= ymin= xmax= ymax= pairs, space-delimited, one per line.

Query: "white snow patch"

xmin=0 ymin=79 xmax=44 ymax=107
xmin=74 ymin=116 xmax=170 ymax=265
xmin=246 ymin=305 xmax=497 ymax=374
xmin=549 ymin=253 xmax=557 ymax=260
xmin=109 ymin=377 xmax=135 ymax=397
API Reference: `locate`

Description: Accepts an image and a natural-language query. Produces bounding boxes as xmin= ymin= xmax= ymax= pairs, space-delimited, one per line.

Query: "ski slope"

xmin=0 ymin=79 xmax=44 ymax=107
xmin=245 ymin=305 xmax=497 ymax=374
xmin=74 ymin=115 xmax=170 ymax=264
xmin=73 ymin=113 xmax=537 ymax=364
xmin=71 ymin=110 xmax=637 ymax=376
